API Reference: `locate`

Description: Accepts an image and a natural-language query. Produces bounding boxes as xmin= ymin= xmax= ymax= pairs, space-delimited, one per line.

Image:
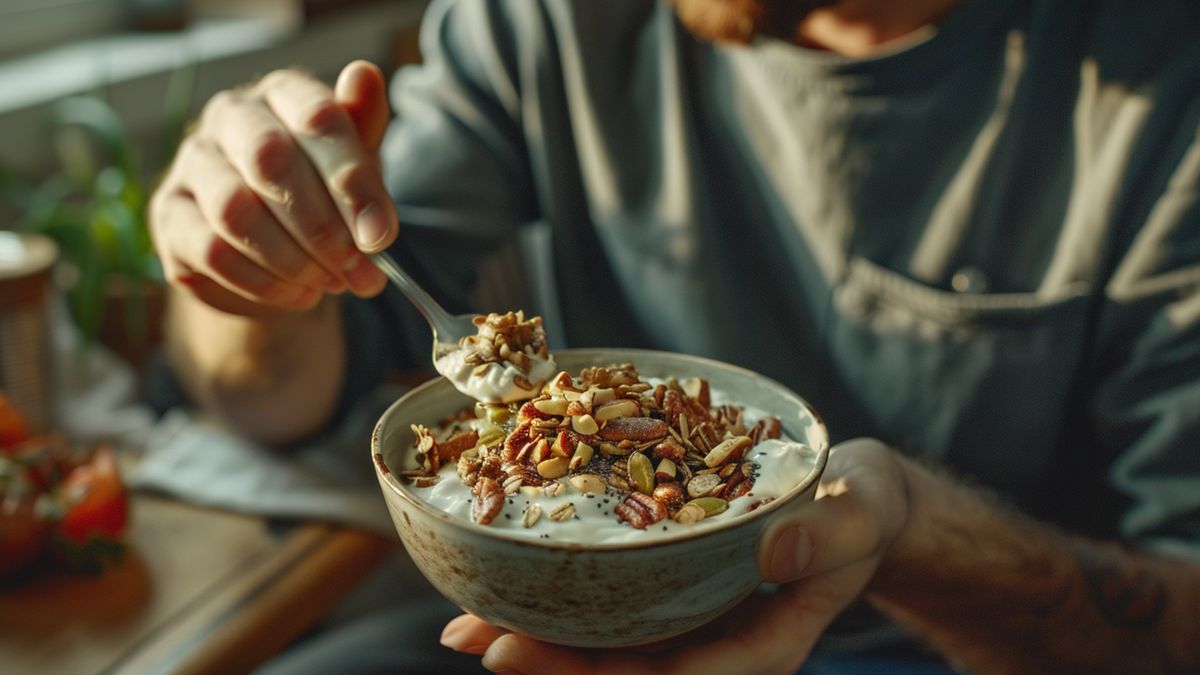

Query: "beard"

xmin=668 ymin=0 xmax=838 ymax=44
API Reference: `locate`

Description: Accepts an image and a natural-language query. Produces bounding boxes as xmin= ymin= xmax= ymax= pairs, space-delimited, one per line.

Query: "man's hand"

xmin=440 ymin=439 xmax=912 ymax=675
xmin=150 ymin=60 xmax=398 ymax=316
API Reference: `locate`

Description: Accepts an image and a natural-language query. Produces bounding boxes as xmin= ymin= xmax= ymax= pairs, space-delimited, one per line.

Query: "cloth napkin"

xmin=131 ymin=389 xmax=401 ymax=536
xmin=52 ymin=303 xmax=397 ymax=535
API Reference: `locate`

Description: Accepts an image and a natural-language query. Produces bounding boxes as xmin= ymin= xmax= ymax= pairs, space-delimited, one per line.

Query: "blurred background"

xmin=0 ymin=0 xmax=424 ymax=376
xmin=0 ymin=3 xmax=432 ymax=673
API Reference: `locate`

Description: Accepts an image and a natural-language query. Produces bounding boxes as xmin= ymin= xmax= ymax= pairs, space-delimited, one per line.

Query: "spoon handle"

xmin=370 ymin=252 xmax=457 ymax=339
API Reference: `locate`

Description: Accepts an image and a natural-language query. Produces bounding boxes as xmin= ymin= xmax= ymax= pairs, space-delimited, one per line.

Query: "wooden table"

xmin=0 ymin=492 xmax=396 ymax=675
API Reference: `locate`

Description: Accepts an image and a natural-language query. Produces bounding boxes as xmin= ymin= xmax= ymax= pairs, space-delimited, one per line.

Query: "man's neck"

xmin=670 ymin=0 xmax=967 ymax=54
xmin=776 ymin=0 xmax=967 ymax=56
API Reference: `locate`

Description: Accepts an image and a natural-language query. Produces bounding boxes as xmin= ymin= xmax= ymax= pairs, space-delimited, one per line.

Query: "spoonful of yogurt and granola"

xmin=432 ymin=310 xmax=557 ymax=403
xmin=371 ymin=252 xmax=556 ymax=403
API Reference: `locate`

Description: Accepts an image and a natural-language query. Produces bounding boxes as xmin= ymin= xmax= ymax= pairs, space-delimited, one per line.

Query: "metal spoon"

xmin=370 ymin=252 xmax=477 ymax=361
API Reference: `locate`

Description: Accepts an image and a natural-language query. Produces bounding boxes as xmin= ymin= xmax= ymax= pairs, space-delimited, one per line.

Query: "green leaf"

xmin=14 ymin=174 xmax=79 ymax=234
xmin=51 ymin=97 xmax=137 ymax=178
xmin=0 ymin=164 xmax=34 ymax=210
xmin=69 ymin=219 xmax=109 ymax=346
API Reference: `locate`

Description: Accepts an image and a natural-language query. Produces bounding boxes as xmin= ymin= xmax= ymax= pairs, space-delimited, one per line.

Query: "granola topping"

xmin=404 ymin=358 xmax=819 ymax=544
xmin=435 ymin=311 xmax=558 ymax=404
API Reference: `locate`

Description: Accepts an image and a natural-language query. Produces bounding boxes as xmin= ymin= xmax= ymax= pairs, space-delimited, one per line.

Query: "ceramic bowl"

xmin=372 ymin=349 xmax=829 ymax=647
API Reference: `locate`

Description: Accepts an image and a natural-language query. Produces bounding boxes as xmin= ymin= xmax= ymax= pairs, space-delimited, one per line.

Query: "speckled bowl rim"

xmin=373 ymin=348 xmax=830 ymax=552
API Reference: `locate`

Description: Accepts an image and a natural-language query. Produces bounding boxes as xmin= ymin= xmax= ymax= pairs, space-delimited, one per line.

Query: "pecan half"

xmin=615 ymin=492 xmax=668 ymax=529
xmin=749 ymin=417 xmax=782 ymax=445
xmin=438 ymin=429 xmax=479 ymax=463
xmin=479 ymin=454 xmax=503 ymax=480
xmin=471 ymin=477 xmax=505 ymax=525
xmin=503 ymin=422 xmax=533 ymax=462
xmin=457 ymin=454 xmax=481 ymax=487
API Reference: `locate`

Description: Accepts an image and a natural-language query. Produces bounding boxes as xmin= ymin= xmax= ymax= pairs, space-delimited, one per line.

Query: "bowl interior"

xmin=374 ymin=348 xmax=829 ymax=549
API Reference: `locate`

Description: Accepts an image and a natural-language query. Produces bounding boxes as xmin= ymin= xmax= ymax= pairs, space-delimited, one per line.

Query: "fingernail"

xmin=355 ymin=202 xmax=392 ymax=251
xmin=457 ymin=644 xmax=490 ymax=655
xmin=769 ymin=527 xmax=812 ymax=580
xmin=440 ymin=623 xmax=469 ymax=650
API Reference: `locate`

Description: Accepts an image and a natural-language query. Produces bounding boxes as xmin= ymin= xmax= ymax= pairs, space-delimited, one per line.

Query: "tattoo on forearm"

xmin=1072 ymin=546 xmax=1166 ymax=627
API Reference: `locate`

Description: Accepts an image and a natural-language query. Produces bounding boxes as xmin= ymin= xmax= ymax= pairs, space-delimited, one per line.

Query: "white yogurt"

xmin=412 ymin=438 xmax=818 ymax=545
xmin=435 ymin=349 xmax=558 ymax=404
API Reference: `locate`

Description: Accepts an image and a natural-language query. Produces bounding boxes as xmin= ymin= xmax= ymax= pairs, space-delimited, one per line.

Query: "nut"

xmin=653 ymin=439 xmax=686 ymax=461
xmin=471 ymin=477 xmax=505 ymax=525
xmin=687 ymin=473 xmax=722 ymax=498
xmin=652 ymin=482 xmax=685 ymax=510
xmin=533 ymin=398 xmax=569 ymax=416
xmin=598 ymin=417 xmax=670 ymax=442
xmin=594 ymin=399 xmax=640 ymax=422
xmin=536 ymin=456 xmax=569 ymax=479
xmin=571 ymin=414 xmax=599 ymax=435
xmin=599 ymin=442 xmax=629 ymax=457
xmin=680 ymin=377 xmax=711 ymax=407
xmin=568 ymin=441 xmax=594 ymax=470
xmin=687 ymin=497 xmax=728 ymax=517
xmin=654 ymin=458 xmax=677 ymax=481
xmin=569 ymin=473 xmax=606 ymax=494
xmin=578 ymin=389 xmax=596 ymax=414
xmin=523 ymin=504 xmax=543 ymax=528
xmin=615 ymin=492 xmax=668 ymax=529
xmin=704 ymin=436 xmax=752 ymax=467
xmin=548 ymin=371 xmax=575 ymax=394
xmin=590 ymin=387 xmax=617 ymax=405
xmin=628 ymin=451 xmax=655 ymax=495
xmin=529 ymin=437 xmax=551 ymax=464
xmin=457 ymin=454 xmax=481 ymax=484
xmin=508 ymin=349 xmax=532 ymax=373
xmin=503 ymin=422 xmax=533 ymax=462
xmin=551 ymin=430 xmax=576 ymax=458
xmin=673 ymin=502 xmax=706 ymax=524
xmin=549 ymin=502 xmax=577 ymax=522
xmin=726 ymin=479 xmax=752 ymax=500
xmin=749 ymin=416 xmax=782 ymax=445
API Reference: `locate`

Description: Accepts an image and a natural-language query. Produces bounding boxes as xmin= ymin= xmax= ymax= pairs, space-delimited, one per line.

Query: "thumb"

xmin=757 ymin=438 xmax=909 ymax=583
xmin=335 ymin=60 xmax=390 ymax=152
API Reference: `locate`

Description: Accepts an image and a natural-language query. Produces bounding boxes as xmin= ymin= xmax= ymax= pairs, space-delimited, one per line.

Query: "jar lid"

xmin=0 ymin=232 xmax=58 ymax=305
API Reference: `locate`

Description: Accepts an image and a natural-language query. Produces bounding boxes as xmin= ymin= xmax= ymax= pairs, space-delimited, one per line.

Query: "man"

xmin=150 ymin=0 xmax=1200 ymax=672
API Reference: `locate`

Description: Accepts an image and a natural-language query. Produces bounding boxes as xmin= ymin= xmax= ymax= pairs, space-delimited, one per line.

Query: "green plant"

xmin=0 ymin=64 xmax=194 ymax=347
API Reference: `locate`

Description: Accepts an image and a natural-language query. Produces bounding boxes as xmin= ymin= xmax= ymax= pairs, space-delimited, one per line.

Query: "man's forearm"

xmin=165 ymin=288 xmax=347 ymax=447
xmin=870 ymin=460 xmax=1200 ymax=674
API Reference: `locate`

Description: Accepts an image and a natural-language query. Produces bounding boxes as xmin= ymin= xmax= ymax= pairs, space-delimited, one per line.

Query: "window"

xmin=0 ymin=0 xmax=126 ymax=58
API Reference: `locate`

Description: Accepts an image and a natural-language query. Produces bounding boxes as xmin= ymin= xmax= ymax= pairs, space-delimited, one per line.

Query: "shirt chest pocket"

xmin=827 ymin=257 xmax=1094 ymax=501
